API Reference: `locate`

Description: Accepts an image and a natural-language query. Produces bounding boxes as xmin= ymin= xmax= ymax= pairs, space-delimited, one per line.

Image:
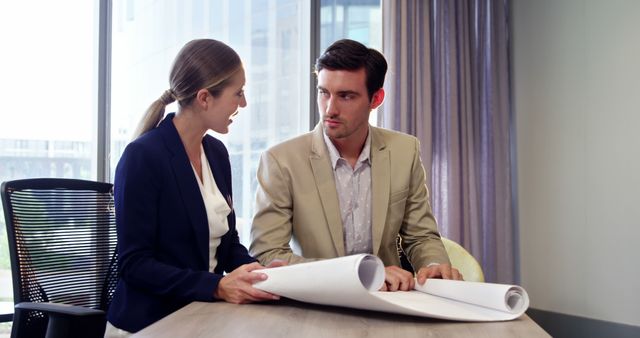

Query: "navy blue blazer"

xmin=107 ymin=113 xmax=256 ymax=332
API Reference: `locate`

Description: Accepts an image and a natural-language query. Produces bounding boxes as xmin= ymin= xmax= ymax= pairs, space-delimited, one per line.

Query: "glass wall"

xmin=108 ymin=0 xmax=381 ymax=244
xmin=321 ymin=0 xmax=382 ymax=52
xmin=320 ymin=0 xmax=381 ymax=125
xmin=110 ymin=0 xmax=312 ymax=242
xmin=0 ymin=0 xmax=381 ymax=326
xmin=0 ymin=0 xmax=100 ymax=329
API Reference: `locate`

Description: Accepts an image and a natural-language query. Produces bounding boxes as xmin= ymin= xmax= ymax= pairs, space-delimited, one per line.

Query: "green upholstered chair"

xmin=398 ymin=236 xmax=485 ymax=282
xmin=441 ymin=237 xmax=485 ymax=282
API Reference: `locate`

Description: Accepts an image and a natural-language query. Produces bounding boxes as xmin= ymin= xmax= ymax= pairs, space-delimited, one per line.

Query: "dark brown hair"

xmin=315 ymin=39 xmax=387 ymax=100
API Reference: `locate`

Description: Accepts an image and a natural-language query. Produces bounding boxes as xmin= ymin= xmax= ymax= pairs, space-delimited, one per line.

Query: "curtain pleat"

xmin=382 ymin=0 xmax=517 ymax=284
xmin=381 ymin=0 xmax=433 ymax=180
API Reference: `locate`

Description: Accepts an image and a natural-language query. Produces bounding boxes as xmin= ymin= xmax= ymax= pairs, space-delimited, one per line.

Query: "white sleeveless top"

xmin=191 ymin=145 xmax=231 ymax=272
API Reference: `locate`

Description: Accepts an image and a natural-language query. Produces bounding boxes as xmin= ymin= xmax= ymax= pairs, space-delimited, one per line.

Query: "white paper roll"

xmin=254 ymin=254 xmax=530 ymax=322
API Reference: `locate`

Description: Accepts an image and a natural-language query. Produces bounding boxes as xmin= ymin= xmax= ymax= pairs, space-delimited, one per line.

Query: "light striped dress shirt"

xmin=323 ymin=130 xmax=373 ymax=255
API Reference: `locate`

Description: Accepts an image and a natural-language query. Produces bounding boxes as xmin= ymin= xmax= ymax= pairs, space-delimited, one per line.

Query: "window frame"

xmin=97 ymin=0 xmax=321 ymax=181
xmin=1 ymin=0 xmax=381 ymax=324
xmin=0 ymin=0 xmax=322 ymax=323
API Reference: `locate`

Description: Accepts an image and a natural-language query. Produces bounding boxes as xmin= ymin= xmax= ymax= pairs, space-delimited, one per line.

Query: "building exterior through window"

xmin=0 ymin=0 xmax=380 ymax=327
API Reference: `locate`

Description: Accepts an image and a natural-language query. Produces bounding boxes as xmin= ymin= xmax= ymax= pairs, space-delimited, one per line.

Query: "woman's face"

xmin=205 ymin=67 xmax=247 ymax=134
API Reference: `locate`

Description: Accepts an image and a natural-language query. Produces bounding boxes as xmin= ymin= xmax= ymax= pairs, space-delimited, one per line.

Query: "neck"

xmin=173 ymin=110 xmax=206 ymax=156
xmin=331 ymin=128 xmax=368 ymax=168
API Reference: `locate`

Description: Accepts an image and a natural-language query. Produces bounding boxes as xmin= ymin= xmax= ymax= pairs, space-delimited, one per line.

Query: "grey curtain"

xmin=381 ymin=0 xmax=433 ymax=179
xmin=382 ymin=0 xmax=517 ymax=284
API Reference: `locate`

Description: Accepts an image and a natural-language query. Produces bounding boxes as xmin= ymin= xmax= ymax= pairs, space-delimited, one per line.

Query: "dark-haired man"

xmin=250 ymin=39 xmax=461 ymax=291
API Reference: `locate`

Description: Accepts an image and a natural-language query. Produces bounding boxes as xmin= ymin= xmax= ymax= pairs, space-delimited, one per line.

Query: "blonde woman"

xmin=106 ymin=39 xmax=280 ymax=335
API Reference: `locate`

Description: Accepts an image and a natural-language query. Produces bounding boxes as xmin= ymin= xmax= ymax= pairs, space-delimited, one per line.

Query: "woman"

xmin=106 ymin=39 xmax=279 ymax=335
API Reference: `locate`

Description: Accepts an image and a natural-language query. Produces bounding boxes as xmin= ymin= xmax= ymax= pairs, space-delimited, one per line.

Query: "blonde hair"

xmin=132 ymin=39 xmax=242 ymax=139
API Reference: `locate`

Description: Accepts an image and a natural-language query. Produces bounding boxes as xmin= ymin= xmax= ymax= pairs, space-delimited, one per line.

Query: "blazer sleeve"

xmin=249 ymin=150 xmax=316 ymax=265
xmin=115 ymin=141 xmax=220 ymax=302
xmin=399 ymin=138 xmax=451 ymax=268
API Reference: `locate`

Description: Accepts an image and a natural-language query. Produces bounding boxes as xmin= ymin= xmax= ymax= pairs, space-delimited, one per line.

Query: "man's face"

xmin=317 ymin=68 xmax=381 ymax=143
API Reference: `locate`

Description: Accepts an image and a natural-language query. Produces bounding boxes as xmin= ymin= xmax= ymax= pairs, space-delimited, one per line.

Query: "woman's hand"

xmin=214 ymin=262 xmax=280 ymax=304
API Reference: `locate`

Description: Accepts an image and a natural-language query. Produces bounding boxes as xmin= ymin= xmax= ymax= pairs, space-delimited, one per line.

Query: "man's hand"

xmin=416 ymin=263 xmax=463 ymax=285
xmin=380 ymin=266 xmax=415 ymax=291
xmin=214 ymin=262 xmax=280 ymax=304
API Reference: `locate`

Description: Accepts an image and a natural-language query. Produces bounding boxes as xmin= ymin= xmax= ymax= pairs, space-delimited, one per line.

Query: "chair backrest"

xmin=1 ymin=178 xmax=118 ymax=334
xmin=441 ymin=237 xmax=485 ymax=282
xmin=397 ymin=236 xmax=484 ymax=282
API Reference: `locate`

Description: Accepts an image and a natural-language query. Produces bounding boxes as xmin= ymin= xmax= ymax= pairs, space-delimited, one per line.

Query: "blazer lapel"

xmin=202 ymin=140 xmax=230 ymax=202
xmin=309 ymin=124 xmax=345 ymax=256
xmin=370 ymin=127 xmax=390 ymax=256
xmin=160 ymin=115 xmax=209 ymax=266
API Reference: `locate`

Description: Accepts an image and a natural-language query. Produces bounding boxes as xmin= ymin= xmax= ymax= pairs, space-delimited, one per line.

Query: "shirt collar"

xmin=323 ymin=127 xmax=372 ymax=170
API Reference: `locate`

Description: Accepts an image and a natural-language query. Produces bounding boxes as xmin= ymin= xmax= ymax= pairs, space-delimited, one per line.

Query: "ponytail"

xmin=131 ymin=89 xmax=176 ymax=140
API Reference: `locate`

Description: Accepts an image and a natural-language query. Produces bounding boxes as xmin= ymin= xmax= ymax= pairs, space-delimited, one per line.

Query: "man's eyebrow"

xmin=337 ymin=90 xmax=359 ymax=96
xmin=316 ymin=86 xmax=360 ymax=96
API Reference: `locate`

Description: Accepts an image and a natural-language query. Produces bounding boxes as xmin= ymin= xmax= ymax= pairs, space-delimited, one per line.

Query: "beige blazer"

xmin=249 ymin=124 xmax=449 ymax=269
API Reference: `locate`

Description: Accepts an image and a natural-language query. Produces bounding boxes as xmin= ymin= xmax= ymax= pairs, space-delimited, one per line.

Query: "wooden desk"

xmin=132 ymin=299 xmax=550 ymax=337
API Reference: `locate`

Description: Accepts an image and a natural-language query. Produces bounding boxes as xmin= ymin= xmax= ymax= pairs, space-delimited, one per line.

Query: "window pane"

xmin=0 ymin=0 xmax=100 ymax=316
xmin=320 ymin=0 xmax=381 ymax=124
xmin=110 ymin=0 xmax=311 ymax=244
xmin=320 ymin=0 xmax=382 ymax=51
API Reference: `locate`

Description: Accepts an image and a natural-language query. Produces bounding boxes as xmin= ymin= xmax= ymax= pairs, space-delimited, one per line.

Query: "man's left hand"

xmin=416 ymin=264 xmax=463 ymax=285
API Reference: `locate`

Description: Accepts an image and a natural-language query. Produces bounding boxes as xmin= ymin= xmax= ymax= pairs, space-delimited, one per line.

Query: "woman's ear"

xmin=195 ymin=88 xmax=211 ymax=109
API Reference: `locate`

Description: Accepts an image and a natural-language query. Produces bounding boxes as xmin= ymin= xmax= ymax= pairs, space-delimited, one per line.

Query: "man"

xmin=250 ymin=39 xmax=461 ymax=291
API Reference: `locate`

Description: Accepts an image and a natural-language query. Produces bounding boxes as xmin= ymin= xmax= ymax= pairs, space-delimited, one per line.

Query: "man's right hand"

xmin=214 ymin=262 xmax=280 ymax=304
xmin=380 ymin=265 xmax=415 ymax=291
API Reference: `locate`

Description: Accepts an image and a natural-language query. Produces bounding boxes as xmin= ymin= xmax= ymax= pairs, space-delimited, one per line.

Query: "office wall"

xmin=512 ymin=0 xmax=640 ymax=326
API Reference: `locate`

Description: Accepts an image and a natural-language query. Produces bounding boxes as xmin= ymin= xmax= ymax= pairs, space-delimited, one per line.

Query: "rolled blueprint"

xmin=254 ymin=254 xmax=529 ymax=321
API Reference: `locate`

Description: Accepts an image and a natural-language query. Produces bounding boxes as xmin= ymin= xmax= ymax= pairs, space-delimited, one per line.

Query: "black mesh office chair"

xmin=1 ymin=178 xmax=118 ymax=338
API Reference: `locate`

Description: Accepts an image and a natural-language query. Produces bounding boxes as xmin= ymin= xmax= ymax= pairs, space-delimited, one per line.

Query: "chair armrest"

xmin=14 ymin=302 xmax=106 ymax=338
xmin=15 ymin=302 xmax=105 ymax=317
